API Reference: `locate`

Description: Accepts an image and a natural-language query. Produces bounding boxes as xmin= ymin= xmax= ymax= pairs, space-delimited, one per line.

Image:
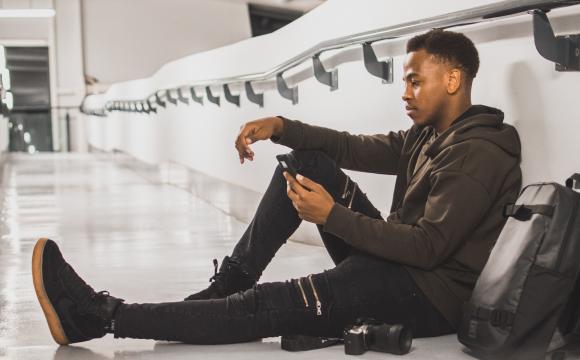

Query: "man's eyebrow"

xmin=402 ymin=72 xmax=420 ymax=81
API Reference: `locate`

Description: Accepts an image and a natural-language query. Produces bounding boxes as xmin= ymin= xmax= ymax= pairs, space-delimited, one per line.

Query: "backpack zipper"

xmin=307 ymin=274 xmax=322 ymax=316
xmin=556 ymin=194 xmax=579 ymax=271
xmin=295 ymin=278 xmax=309 ymax=308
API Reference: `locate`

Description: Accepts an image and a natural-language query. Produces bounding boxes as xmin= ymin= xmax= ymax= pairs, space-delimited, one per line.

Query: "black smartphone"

xmin=276 ymin=153 xmax=300 ymax=178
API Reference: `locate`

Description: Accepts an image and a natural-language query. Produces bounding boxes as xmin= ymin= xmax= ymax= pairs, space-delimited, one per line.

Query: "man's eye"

xmin=411 ymin=80 xmax=420 ymax=86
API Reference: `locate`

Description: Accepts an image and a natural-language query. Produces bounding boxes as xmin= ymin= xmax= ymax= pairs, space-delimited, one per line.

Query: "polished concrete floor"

xmin=0 ymin=153 xmax=487 ymax=359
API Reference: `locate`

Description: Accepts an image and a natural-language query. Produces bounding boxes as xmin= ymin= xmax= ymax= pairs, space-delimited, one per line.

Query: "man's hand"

xmin=284 ymin=172 xmax=335 ymax=225
xmin=235 ymin=116 xmax=284 ymax=164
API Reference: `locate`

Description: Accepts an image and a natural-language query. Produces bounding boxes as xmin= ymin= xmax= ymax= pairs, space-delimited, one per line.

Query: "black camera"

xmin=343 ymin=318 xmax=413 ymax=355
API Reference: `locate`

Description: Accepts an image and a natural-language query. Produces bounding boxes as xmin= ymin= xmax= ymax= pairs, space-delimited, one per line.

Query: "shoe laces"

xmin=59 ymin=264 xmax=112 ymax=316
xmin=208 ymin=258 xmax=223 ymax=283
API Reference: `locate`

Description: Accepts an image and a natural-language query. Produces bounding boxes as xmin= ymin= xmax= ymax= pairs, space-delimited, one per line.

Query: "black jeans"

xmin=114 ymin=150 xmax=455 ymax=343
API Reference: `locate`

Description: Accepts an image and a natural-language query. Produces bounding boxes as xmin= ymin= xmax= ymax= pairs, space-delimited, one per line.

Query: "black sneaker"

xmin=184 ymin=256 xmax=256 ymax=301
xmin=32 ymin=238 xmax=124 ymax=345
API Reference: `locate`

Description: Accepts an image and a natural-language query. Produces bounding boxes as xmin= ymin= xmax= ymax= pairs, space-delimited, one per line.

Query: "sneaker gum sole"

xmin=32 ymin=238 xmax=70 ymax=345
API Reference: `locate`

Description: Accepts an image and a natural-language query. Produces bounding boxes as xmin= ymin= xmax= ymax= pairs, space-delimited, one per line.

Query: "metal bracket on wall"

xmin=147 ymin=99 xmax=157 ymax=113
xmin=190 ymin=87 xmax=204 ymax=105
xmin=532 ymin=10 xmax=580 ymax=72
xmin=155 ymin=92 xmax=166 ymax=108
xmin=223 ymin=84 xmax=240 ymax=107
xmin=276 ymin=73 xmax=298 ymax=105
xmin=362 ymin=42 xmax=393 ymax=83
xmin=166 ymin=89 xmax=178 ymax=105
xmin=177 ymin=88 xmax=189 ymax=105
xmin=313 ymin=53 xmax=338 ymax=91
xmin=245 ymin=81 xmax=264 ymax=107
xmin=206 ymin=86 xmax=220 ymax=107
xmin=140 ymin=101 xmax=150 ymax=114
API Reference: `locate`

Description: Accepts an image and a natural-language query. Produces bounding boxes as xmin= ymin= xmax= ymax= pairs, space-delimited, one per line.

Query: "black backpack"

xmin=458 ymin=174 xmax=580 ymax=360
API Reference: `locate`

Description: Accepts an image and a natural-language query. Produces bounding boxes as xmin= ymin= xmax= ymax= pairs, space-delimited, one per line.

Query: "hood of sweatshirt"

xmin=425 ymin=105 xmax=521 ymax=160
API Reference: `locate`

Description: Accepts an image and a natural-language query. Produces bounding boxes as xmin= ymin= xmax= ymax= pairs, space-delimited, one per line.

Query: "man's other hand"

xmin=235 ymin=116 xmax=284 ymax=164
xmin=284 ymin=172 xmax=335 ymax=225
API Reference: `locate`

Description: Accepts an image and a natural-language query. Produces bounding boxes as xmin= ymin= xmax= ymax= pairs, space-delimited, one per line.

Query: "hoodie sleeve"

xmin=322 ymin=168 xmax=493 ymax=270
xmin=270 ymin=116 xmax=407 ymax=175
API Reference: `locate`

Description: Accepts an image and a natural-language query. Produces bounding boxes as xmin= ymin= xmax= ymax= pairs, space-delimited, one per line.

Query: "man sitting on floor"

xmin=32 ymin=29 xmax=521 ymax=346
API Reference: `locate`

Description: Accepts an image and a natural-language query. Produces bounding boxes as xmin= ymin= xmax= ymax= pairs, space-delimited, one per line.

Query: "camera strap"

xmin=281 ymin=335 xmax=342 ymax=352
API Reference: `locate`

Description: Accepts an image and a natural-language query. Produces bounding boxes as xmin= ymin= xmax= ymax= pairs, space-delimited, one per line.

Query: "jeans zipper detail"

xmin=341 ymin=176 xmax=350 ymax=199
xmin=347 ymin=183 xmax=358 ymax=210
xmin=295 ymin=279 xmax=309 ymax=308
xmin=307 ymin=274 xmax=322 ymax=316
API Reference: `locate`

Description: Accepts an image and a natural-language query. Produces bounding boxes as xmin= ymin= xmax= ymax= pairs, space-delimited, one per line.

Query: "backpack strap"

xmin=565 ymin=174 xmax=580 ymax=190
xmin=503 ymin=204 xmax=555 ymax=220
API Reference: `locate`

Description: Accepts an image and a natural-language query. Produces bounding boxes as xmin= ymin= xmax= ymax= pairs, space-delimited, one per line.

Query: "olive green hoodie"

xmin=272 ymin=105 xmax=522 ymax=328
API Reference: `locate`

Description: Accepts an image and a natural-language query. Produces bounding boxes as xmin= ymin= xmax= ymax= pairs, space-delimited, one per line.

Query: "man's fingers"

xmin=295 ymin=174 xmax=319 ymax=192
xmin=244 ymin=138 xmax=254 ymax=156
xmin=284 ymin=172 xmax=306 ymax=196
xmin=288 ymin=175 xmax=310 ymax=196
xmin=235 ymin=131 xmax=254 ymax=163
xmin=287 ymin=184 xmax=298 ymax=202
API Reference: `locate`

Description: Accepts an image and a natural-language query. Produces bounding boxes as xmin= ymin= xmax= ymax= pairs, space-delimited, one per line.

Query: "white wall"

xmin=0 ymin=18 xmax=51 ymax=43
xmin=84 ymin=0 xmax=580 ymax=219
xmin=81 ymin=0 xmax=252 ymax=85
xmin=53 ymin=0 xmax=86 ymax=151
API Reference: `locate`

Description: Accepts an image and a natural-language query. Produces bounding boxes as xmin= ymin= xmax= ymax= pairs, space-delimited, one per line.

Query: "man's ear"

xmin=446 ymin=68 xmax=462 ymax=94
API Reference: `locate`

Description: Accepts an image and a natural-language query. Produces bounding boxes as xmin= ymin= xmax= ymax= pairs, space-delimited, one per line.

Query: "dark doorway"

xmin=5 ymin=46 xmax=53 ymax=152
xmin=248 ymin=4 xmax=304 ymax=37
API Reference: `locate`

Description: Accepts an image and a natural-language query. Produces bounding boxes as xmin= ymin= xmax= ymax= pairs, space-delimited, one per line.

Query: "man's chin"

xmin=408 ymin=115 xmax=424 ymax=126
xmin=409 ymin=115 xmax=433 ymax=128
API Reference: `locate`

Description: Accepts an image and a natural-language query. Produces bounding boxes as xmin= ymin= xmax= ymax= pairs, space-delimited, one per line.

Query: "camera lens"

xmin=369 ymin=324 xmax=413 ymax=355
xmin=387 ymin=325 xmax=412 ymax=355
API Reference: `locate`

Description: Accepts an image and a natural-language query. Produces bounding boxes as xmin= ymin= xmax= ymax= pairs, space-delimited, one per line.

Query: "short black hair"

xmin=407 ymin=29 xmax=479 ymax=80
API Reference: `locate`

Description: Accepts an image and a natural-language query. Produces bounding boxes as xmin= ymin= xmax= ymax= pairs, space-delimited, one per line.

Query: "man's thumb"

xmin=297 ymin=174 xmax=316 ymax=190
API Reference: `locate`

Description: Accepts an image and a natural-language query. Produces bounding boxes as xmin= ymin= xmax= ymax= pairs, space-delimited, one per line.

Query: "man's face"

xmin=402 ymin=49 xmax=450 ymax=127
